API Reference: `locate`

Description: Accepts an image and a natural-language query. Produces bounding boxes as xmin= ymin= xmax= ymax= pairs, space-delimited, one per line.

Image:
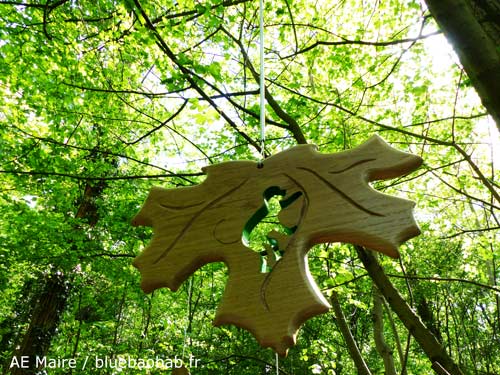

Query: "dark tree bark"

xmin=7 ymin=180 xmax=106 ymax=374
xmin=9 ymin=273 xmax=69 ymax=375
xmin=424 ymin=0 xmax=500 ymax=132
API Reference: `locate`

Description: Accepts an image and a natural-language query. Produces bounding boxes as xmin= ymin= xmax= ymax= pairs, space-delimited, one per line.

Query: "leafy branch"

xmin=281 ymin=30 xmax=442 ymax=59
xmin=130 ymin=0 xmax=263 ymax=154
xmin=220 ymin=26 xmax=308 ymax=144
xmin=0 ymin=170 xmax=203 ymax=181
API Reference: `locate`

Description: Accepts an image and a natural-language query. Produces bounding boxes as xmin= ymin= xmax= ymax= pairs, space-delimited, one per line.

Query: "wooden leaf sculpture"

xmin=132 ymin=135 xmax=422 ymax=356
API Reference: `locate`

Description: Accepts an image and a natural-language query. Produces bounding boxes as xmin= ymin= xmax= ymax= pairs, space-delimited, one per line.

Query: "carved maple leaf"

xmin=132 ymin=135 xmax=422 ymax=355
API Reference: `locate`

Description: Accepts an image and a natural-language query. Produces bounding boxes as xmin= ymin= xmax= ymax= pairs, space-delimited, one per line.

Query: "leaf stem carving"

xmin=153 ymin=178 xmax=250 ymax=264
xmin=297 ymin=167 xmax=384 ymax=217
xmin=329 ymin=159 xmax=376 ymax=174
xmin=159 ymin=201 xmax=205 ymax=210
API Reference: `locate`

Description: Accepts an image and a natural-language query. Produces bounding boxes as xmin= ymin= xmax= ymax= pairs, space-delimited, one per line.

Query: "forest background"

xmin=0 ymin=0 xmax=499 ymax=374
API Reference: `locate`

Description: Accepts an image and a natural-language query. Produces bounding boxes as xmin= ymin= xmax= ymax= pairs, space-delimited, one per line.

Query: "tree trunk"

xmin=355 ymin=246 xmax=466 ymax=375
xmin=7 ymin=180 xmax=106 ymax=374
xmin=9 ymin=273 xmax=68 ymax=375
xmin=424 ymin=0 xmax=500 ymax=132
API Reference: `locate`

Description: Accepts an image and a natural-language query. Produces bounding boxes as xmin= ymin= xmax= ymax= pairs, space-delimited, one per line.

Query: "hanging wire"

xmin=259 ymin=1 xmax=277 ymax=370
xmin=181 ymin=277 xmax=193 ymax=361
xmin=258 ymin=0 xmax=266 ymax=162
xmin=259 ymin=0 xmax=277 ymax=368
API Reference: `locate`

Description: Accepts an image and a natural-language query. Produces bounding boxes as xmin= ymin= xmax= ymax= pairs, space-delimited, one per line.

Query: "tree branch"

xmin=281 ymin=31 xmax=441 ymax=59
xmin=386 ymin=273 xmax=500 ymax=294
xmin=0 ymin=170 xmax=203 ymax=181
xmin=150 ymin=0 xmax=252 ymax=25
xmin=331 ymin=291 xmax=373 ymax=375
xmin=220 ymin=26 xmax=308 ymax=144
xmin=62 ymin=81 xmax=191 ymax=98
xmin=372 ymin=285 xmax=397 ymax=375
xmin=8 ymin=125 xmax=199 ymax=183
xmin=356 ymin=246 xmax=465 ymax=375
xmin=131 ymin=0 xmax=263 ymax=154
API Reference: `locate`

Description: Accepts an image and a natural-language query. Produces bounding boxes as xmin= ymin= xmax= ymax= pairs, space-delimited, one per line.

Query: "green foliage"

xmin=0 ymin=0 xmax=499 ymax=374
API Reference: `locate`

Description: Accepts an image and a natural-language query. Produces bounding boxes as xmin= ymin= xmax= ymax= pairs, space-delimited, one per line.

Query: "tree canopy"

xmin=0 ymin=1 xmax=499 ymax=374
